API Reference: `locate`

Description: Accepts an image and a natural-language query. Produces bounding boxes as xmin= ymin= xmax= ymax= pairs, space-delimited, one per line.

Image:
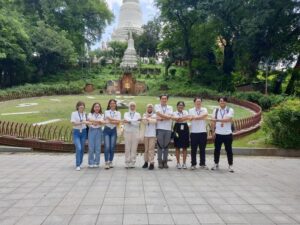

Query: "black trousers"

xmin=190 ymin=132 xmax=207 ymax=166
xmin=214 ymin=134 xmax=233 ymax=165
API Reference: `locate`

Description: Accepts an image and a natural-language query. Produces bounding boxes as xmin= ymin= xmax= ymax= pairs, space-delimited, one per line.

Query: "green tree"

xmin=158 ymin=23 xmax=185 ymax=77
xmin=30 ymin=21 xmax=77 ymax=77
xmin=0 ymin=6 xmax=32 ymax=87
xmin=156 ymin=0 xmax=205 ymax=78
xmin=134 ymin=18 xmax=161 ymax=58
xmin=15 ymin=0 xmax=113 ymax=55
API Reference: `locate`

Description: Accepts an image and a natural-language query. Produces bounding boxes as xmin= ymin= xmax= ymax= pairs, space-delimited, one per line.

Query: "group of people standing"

xmin=71 ymin=95 xmax=234 ymax=173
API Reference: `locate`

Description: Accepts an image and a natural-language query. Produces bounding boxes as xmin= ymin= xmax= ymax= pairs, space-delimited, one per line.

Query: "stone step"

xmin=0 ymin=145 xmax=32 ymax=153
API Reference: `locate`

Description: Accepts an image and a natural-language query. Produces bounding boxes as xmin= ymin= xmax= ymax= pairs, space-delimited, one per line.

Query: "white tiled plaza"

xmin=0 ymin=152 xmax=300 ymax=225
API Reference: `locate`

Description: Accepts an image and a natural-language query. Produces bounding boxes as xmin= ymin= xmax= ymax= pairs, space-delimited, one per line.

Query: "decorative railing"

xmin=0 ymin=95 xmax=262 ymax=152
xmin=0 ymin=121 xmax=72 ymax=142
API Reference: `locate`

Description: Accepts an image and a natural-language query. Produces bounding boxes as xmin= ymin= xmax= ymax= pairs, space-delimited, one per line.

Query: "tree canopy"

xmin=0 ymin=0 xmax=112 ymax=87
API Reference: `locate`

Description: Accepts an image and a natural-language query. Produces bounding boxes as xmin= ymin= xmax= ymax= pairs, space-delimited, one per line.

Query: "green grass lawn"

xmin=0 ymin=94 xmax=252 ymax=128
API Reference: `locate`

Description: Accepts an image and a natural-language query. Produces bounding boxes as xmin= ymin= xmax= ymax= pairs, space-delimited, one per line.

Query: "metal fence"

xmin=0 ymin=121 xmax=72 ymax=142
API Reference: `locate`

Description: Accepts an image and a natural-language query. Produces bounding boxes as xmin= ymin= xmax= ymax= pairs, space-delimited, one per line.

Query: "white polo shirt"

xmin=71 ymin=111 xmax=87 ymax=130
xmin=88 ymin=113 xmax=104 ymax=129
xmin=143 ymin=113 xmax=157 ymax=138
xmin=213 ymin=107 xmax=234 ymax=135
xmin=124 ymin=111 xmax=141 ymax=132
xmin=104 ymin=110 xmax=121 ymax=129
xmin=173 ymin=110 xmax=189 ymax=123
xmin=154 ymin=104 xmax=173 ymax=131
xmin=189 ymin=107 xmax=208 ymax=133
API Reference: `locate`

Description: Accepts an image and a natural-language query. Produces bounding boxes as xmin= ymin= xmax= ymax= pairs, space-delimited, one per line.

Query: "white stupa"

xmin=120 ymin=31 xmax=138 ymax=69
xmin=111 ymin=0 xmax=143 ymax=42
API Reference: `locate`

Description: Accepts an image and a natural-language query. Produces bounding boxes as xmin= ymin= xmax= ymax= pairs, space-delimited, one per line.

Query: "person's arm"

xmin=176 ymin=112 xmax=191 ymax=122
xmin=123 ymin=112 xmax=129 ymax=124
xmin=71 ymin=112 xmax=87 ymax=126
xmin=156 ymin=111 xmax=173 ymax=120
xmin=210 ymin=109 xmax=217 ymax=138
xmin=214 ymin=109 xmax=234 ymax=123
xmin=147 ymin=117 xmax=157 ymax=124
xmin=107 ymin=112 xmax=122 ymax=124
xmin=193 ymin=113 xmax=208 ymax=120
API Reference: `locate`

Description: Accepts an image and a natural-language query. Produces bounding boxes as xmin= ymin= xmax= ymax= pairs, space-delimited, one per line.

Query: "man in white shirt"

xmin=123 ymin=102 xmax=141 ymax=168
xmin=189 ymin=97 xmax=209 ymax=170
xmin=155 ymin=94 xmax=173 ymax=169
xmin=142 ymin=104 xmax=157 ymax=170
xmin=211 ymin=97 xmax=234 ymax=173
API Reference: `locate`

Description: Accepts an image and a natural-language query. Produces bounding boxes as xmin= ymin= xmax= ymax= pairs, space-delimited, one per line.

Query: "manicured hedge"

xmin=263 ymin=99 xmax=300 ymax=149
xmin=233 ymin=92 xmax=287 ymax=111
xmin=0 ymin=83 xmax=84 ymax=101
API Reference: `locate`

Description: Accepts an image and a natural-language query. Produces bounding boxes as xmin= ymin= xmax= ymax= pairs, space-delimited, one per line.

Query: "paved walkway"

xmin=0 ymin=152 xmax=299 ymax=225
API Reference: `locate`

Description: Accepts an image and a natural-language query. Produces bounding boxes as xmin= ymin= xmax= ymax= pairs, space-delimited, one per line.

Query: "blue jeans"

xmin=88 ymin=127 xmax=103 ymax=165
xmin=103 ymin=126 xmax=117 ymax=162
xmin=73 ymin=129 xmax=87 ymax=167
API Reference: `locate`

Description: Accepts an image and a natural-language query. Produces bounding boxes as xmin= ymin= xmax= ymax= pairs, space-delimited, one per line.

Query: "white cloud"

xmin=105 ymin=0 xmax=122 ymax=10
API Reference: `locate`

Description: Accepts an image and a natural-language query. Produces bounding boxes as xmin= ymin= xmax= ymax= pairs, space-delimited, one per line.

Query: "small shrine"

xmin=106 ymin=31 xmax=146 ymax=95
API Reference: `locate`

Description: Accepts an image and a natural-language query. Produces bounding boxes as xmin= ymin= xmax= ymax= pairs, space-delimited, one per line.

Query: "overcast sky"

xmin=92 ymin=0 xmax=158 ymax=49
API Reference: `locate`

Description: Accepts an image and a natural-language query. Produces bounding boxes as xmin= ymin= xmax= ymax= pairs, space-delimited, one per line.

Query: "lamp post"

xmin=259 ymin=57 xmax=272 ymax=95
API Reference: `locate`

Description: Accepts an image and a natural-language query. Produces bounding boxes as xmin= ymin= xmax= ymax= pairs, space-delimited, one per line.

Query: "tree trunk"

xmin=165 ymin=61 xmax=172 ymax=77
xmin=286 ymin=55 xmax=300 ymax=95
xmin=223 ymin=44 xmax=234 ymax=76
xmin=184 ymin=37 xmax=193 ymax=79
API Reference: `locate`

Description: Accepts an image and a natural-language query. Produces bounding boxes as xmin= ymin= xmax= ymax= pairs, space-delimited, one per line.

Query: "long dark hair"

xmin=106 ymin=99 xmax=118 ymax=111
xmin=90 ymin=102 xmax=103 ymax=114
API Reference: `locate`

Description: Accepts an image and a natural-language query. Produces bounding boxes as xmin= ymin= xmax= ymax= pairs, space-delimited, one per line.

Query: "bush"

xmin=263 ymin=99 xmax=300 ymax=149
xmin=0 ymin=82 xmax=84 ymax=101
xmin=258 ymin=96 xmax=272 ymax=111
xmin=234 ymin=91 xmax=287 ymax=111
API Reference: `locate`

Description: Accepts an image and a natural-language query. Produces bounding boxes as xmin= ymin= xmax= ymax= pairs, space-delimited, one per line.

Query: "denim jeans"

xmin=103 ymin=126 xmax=117 ymax=162
xmin=73 ymin=128 xmax=87 ymax=167
xmin=88 ymin=127 xmax=103 ymax=166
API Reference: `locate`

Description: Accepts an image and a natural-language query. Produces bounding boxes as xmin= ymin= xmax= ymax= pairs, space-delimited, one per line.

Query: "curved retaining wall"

xmin=0 ymin=95 xmax=262 ymax=152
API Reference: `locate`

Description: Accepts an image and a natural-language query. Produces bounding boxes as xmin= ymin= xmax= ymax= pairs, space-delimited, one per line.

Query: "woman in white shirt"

xmin=103 ymin=99 xmax=122 ymax=169
xmin=71 ymin=101 xmax=88 ymax=171
xmin=142 ymin=104 xmax=157 ymax=170
xmin=123 ymin=102 xmax=141 ymax=168
xmin=172 ymin=101 xmax=190 ymax=169
xmin=87 ymin=102 xmax=105 ymax=168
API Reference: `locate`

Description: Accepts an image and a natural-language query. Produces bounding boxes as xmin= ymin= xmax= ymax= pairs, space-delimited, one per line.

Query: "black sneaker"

xmin=142 ymin=162 xmax=148 ymax=169
xmin=149 ymin=164 xmax=154 ymax=170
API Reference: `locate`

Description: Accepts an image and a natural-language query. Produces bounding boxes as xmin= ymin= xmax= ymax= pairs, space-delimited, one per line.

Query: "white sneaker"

xmin=211 ymin=164 xmax=219 ymax=170
xmin=88 ymin=165 xmax=94 ymax=168
xmin=105 ymin=163 xmax=110 ymax=170
xmin=182 ymin=164 xmax=187 ymax=169
xmin=94 ymin=165 xmax=100 ymax=168
xmin=109 ymin=162 xmax=114 ymax=168
xmin=228 ymin=165 xmax=234 ymax=173
xmin=200 ymin=165 xmax=209 ymax=170
xmin=125 ymin=163 xmax=130 ymax=169
xmin=191 ymin=165 xmax=196 ymax=170
xmin=176 ymin=163 xmax=182 ymax=169
xmin=76 ymin=166 xmax=81 ymax=171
